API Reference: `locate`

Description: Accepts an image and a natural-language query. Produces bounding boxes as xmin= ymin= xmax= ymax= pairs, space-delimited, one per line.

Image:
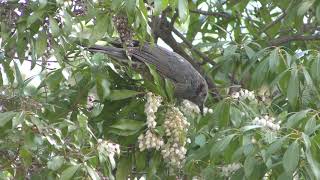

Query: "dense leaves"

xmin=1 ymin=0 xmax=320 ymax=179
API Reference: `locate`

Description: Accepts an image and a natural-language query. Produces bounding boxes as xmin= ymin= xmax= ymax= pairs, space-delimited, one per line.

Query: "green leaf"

xmin=178 ymin=0 xmax=189 ymax=22
xmin=304 ymin=117 xmax=317 ymax=135
xmin=244 ymin=156 xmax=258 ymax=177
xmin=214 ymin=99 xmax=230 ymax=127
xmin=244 ymin=45 xmax=255 ymax=60
xmin=126 ymin=0 xmax=136 ymax=17
xmin=63 ymin=10 xmax=72 ymax=34
xmin=46 ymin=70 xmax=63 ymax=91
xmin=316 ymin=5 xmax=320 ymax=23
xmin=147 ymin=152 xmax=161 ymax=179
xmin=20 ymin=148 xmax=32 ymax=168
xmin=285 ymin=109 xmax=310 ymax=128
xmin=195 ymin=134 xmax=206 ymax=147
xmin=135 ymin=151 xmax=146 ymax=171
xmin=14 ymin=62 xmax=23 ymax=90
xmin=154 ymin=0 xmax=162 ymax=15
xmin=39 ymin=0 xmax=47 ymax=8
xmin=86 ymin=166 xmax=101 ymax=180
xmin=60 ymin=164 xmax=81 ymax=180
xmin=0 ymin=111 xmax=17 ymax=127
xmin=112 ymin=0 xmax=124 ymax=10
xmin=210 ymin=134 xmax=236 ymax=157
xmin=283 ymin=140 xmax=300 ymax=173
xmin=110 ymin=119 xmax=145 ymax=131
xmin=108 ymin=89 xmax=142 ymax=101
xmin=287 ymin=68 xmax=299 ymax=109
xmin=96 ymin=77 xmax=110 ymax=101
xmin=310 ymin=56 xmax=320 ymax=83
xmin=2 ymin=60 xmax=14 ymax=84
xmin=165 ymin=78 xmax=174 ymax=102
xmin=12 ymin=111 xmax=25 ymax=128
xmin=35 ymin=32 xmax=47 ymax=59
xmin=297 ymin=0 xmax=315 ymax=16
xmin=302 ymin=133 xmax=320 ymax=178
xmin=251 ymin=59 xmax=269 ymax=88
xmin=116 ymin=157 xmax=131 ymax=180
xmin=302 ymin=67 xmax=316 ymax=89
xmin=240 ymin=125 xmax=261 ymax=132
xmin=0 ymin=71 xmax=3 ymax=86
xmin=90 ymin=15 xmax=109 ymax=43
xmin=269 ymin=48 xmax=279 ymax=72
xmin=27 ymin=11 xmax=42 ymax=26
xmin=266 ymin=136 xmax=287 ymax=156
xmin=49 ymin=17 xmax=60 ymax=37
xmin=146 ymin=64 xmax=165 ymax=97
xmin=47 ymin=156 xmax=65 ymax=171
xmin=17 ymin=33 xmax=27 ymax=63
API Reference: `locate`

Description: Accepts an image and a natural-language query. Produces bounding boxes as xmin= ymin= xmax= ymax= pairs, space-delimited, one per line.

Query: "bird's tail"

xmin=87 ymin=45 xmax=127 ymax=60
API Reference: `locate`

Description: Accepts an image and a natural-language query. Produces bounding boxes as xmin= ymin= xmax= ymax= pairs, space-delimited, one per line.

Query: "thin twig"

xmin=172 ymin=28 xmax=216 ymax=65
xmin=260 ymin=12 xmax=287 ymax=34
xmin=269 ymin=34 xmax=320 ymax=46
xmin=190 ymin=9 xmax=232 ymax=19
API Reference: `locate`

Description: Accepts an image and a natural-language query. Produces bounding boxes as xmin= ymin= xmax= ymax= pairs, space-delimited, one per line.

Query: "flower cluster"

xmin=221 ymin=163 xmax=241 ymax=177
xmin=231 ymin=89 xmax=255 ymax=100
xmin=162 ymin=107 xmax=190 ymax=168
xmin=252 ymin=115 xmax=281 ymax=131
xmin=97 ymin=139 xmax=120 ymax=169
xmin=161 ymin=143 xmax=187 ymax=168
xmin=139 ymin=93 xmax=191 ymax=169
xmin=180 ymin=99 xmax=200 ymax=115
xmin=138 ymin=130 xmax=164 ymax=151
xmin=164 ymin=107 xmax=190 ymax=141
xmin=144 ymin=92 xmax=162 ymax=128
xmin=112 ymin=15 xmax=133 ymax=46
xmin=138 ymin=93 xmax=164 ymax=151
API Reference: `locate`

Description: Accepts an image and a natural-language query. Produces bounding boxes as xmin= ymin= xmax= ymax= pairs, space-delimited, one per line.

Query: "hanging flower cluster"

xmin=138 ymin=93 xmax=193 ymax=169
xmin=144 ymin=92 xmax=162 ymax=128
xmin=161 ymin=107 xmax=190 ymax=168
xmin=252 ymin=115 xmax=281 ymax=131
xmin=164 ymin=107 xmax=190 ymax=139
xmin=161 ymin=143 xmax=187 ymax=168
xmin=138 ymin=92 xmax=164 ymax=151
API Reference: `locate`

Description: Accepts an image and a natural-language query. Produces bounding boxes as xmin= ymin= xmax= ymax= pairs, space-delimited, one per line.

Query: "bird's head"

xmin=189 ymin=81 xmax=208 ymax=114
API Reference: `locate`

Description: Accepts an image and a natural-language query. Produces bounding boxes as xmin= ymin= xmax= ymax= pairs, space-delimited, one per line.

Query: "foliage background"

xmin=1 ymin=0 xmax=320 ymax=179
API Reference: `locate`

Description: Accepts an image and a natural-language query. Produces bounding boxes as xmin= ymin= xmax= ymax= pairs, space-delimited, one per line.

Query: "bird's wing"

xmin=130 ymin=44 xmax=193 ymax=83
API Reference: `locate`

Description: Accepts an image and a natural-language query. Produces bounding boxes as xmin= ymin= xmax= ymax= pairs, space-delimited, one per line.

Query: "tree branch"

xmin=268 ymin=34 xmax=320 ymax=46
xmin=260 ymin=12 xmax=287 ymax=34
xmin=189 ymin=9 xmax=232 ymax=19
xmin=171 ymin=28 xmax=216 ymax=65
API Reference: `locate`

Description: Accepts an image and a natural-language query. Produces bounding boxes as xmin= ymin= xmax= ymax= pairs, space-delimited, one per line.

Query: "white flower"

xmin=180 ymin=99 xmax=200 ymax=115
xmin=203 ymin=107 xmax=213 ymax=115
xmin=232 ymin=92 xmax=240 ymax=99
xmin=232 ymin=88 xmax=256 ymax=101
xmin=252 ymin=115 xmax=281 ymax=131
xmin=97 ymin=140 xmax=121 ymax=169
xmin=138 ymin=130 xmax=164 ymax=151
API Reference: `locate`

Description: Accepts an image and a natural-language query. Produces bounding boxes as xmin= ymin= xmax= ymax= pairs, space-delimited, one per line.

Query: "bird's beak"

xmin=199 ymin=104 xmax=204 ymax=115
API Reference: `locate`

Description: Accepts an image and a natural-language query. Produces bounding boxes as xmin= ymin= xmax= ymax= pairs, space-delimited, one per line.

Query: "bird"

xmin=87 ymin=41 xmax=208 ymax=113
